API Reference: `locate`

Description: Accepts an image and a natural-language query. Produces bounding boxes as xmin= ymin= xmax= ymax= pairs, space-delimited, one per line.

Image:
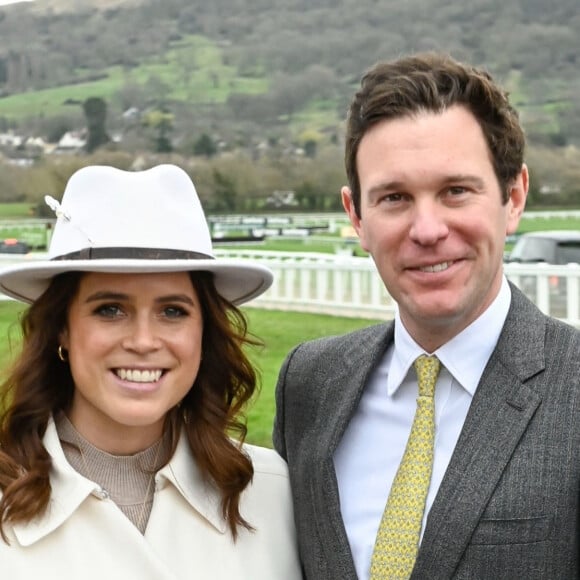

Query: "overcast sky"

xmin=0 ymin=0 xmax=35 ymax=5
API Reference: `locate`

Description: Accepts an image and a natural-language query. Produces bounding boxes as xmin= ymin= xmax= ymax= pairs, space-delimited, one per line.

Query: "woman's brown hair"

xmin=0 ymin=270 xmax=259 ymax=541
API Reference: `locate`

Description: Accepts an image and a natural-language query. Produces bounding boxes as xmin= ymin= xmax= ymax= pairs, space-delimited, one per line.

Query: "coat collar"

xmin=155 ymin=432 xmax=228 ymax=534
xmin=12 ymin=419 xmax=228 ymax=546
xmin=12 ymin=419 xmax=98 ymax=546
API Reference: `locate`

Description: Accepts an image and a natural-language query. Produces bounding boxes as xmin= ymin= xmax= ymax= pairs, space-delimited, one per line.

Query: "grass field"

xmin=0 ymin=300 xmax=378 ymax=447
xmin=0 ymin=203 xmax=38 ymax=219
xmin=518 ymin=215 xmax=580 ymax=233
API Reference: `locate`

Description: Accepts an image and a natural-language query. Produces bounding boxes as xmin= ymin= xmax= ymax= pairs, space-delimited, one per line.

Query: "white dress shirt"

xmin=334 ymin=277 xmax=512 ymax=580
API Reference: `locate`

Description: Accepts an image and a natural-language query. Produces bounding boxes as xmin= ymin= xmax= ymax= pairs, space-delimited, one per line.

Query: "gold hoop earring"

xmin=57 ymin=345 xmax=68 ymax=362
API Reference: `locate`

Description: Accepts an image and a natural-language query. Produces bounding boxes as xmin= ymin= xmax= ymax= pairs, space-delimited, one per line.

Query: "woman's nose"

xmin=121 ymin=318 xmax=162 ymax=352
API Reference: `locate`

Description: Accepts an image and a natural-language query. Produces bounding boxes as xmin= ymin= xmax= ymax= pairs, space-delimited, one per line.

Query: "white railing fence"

xmin=214 ymin=250 xmax=580 ymax=327
xmin=1 ymin=251 xmax=579 ymax=327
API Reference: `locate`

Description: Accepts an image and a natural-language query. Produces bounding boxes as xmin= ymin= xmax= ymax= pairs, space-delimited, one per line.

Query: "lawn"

xmin=243 ymin=307 xmax=379 ymax=446
xmin=0 ymin=300 xmax=379 ymax=448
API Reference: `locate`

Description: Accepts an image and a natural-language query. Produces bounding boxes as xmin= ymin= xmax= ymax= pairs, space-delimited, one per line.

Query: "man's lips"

xmin=416 ymin=260 xmax=455 ymax=273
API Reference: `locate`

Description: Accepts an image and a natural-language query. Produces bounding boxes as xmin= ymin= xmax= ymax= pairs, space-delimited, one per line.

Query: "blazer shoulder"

xmin=545 ymin=315 xmax=580 ymax=340
xmin=290 ymin=322 xmax=390 ymax=360
xmin=543 ymin=316 xmax=580 ymax=370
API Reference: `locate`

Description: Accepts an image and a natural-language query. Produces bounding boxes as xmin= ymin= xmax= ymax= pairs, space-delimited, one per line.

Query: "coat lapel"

xmin=413 ymin=287 xmax=547 ymax=578
xmin=309 ymin=323 xmax=394 ymax=578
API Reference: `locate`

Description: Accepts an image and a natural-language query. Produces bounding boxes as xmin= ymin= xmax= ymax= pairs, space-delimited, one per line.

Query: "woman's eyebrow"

xmin=85 ymin=291 xmax=128 ymax=303
xmin=84 ymin=291 xmax=195 ymax=306
xmin=155 ymin=294 xmax=195 ymax=306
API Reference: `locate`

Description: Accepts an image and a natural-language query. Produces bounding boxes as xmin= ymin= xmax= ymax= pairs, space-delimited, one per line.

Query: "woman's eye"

xmin=94 ymin=304 xmax=123 ymax=318
xmin=163 ymin=306 xmax=188 ymax=319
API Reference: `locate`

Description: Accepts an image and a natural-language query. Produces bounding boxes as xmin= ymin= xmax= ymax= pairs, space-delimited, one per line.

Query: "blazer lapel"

xmin=309 ymin=323 xmax=394 ymax=578
xmin=413 ymin=287 xmax=547 ymax=579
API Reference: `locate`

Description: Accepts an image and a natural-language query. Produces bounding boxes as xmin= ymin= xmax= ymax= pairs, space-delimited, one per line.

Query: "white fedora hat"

xmin=0 ymin=164 xmax=273 ymax=305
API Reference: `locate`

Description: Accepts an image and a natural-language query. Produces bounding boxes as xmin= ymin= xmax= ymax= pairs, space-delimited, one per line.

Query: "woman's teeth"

xmin=115 ymin=369 xmax=163 ymax=383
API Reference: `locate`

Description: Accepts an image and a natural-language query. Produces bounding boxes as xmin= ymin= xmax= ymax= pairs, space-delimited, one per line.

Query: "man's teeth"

xmin=420 ymin=261 xmax=452 ymax=273
xmin=115 ymin=369 xmax=162 ymax=383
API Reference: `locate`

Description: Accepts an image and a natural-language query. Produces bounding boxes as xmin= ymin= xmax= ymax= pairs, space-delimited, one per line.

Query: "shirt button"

xmin=95 ymin=488 xmax=110 ymax=500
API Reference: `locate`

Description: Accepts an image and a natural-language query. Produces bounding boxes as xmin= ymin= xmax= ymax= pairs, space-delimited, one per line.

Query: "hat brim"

xmin=0 ymin=259 xmax=273 ymax=306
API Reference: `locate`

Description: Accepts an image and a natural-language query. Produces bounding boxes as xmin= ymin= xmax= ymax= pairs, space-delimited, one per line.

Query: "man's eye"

xmin=449 ymin=186 xmax=468 ymax=195
xmin=383 ymin=193 xmax=405 ymax=203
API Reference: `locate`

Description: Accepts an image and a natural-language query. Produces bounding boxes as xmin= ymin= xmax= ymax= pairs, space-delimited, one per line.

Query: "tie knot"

xmin=414 ymin=355 xmax=441 ymax=398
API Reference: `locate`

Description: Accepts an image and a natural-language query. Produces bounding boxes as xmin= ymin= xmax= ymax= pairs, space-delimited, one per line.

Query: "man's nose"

xmin=408 ymin=201 xmax=449 ymax=245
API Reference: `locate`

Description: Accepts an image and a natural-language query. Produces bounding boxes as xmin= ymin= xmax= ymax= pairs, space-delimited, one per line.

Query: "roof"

xmin=519 ymin=230 xmax=580 ymax=241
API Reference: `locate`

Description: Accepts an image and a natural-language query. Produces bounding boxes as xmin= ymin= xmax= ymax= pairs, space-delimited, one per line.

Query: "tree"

xmin=212 ymin=168 xmax=237 ymax=212
xmin=193 ymin=133 xmax=218 ymax=158
xmin=83 ymin=97 xmax=110 ymax=153
xmin=142 ymin=108 xmax=174 ymax=153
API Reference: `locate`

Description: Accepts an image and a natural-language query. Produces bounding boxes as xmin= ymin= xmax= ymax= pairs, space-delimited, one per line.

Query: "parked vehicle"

xmin=506 ymin=230 xmax=580 ymax=265
xmin=505 ymin=230 xmax=580 ymax=316
xmin=0 ymin=238 xmax=29 ymax=254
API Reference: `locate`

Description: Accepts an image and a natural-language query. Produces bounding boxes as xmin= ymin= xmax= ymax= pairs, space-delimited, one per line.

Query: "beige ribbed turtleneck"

xmin=56 ymin=414 xmax=167 ymax=534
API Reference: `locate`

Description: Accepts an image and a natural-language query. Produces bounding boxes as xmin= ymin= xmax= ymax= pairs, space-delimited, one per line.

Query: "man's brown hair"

xmin=344 ymin=52 xmax=525 ymax=216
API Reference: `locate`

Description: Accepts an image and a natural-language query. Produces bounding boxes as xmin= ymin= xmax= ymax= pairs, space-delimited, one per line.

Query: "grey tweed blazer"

xmin=273 ymin=285 xmax=580 ymax=579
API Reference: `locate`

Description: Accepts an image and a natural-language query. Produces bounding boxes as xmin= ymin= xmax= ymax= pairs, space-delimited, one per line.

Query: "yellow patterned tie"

xmin=370 ymin=354 xmax=441 ymax=579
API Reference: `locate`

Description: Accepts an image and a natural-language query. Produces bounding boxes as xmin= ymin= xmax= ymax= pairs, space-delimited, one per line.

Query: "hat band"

xmin=52 ymin=247 xmax=214 ymax=261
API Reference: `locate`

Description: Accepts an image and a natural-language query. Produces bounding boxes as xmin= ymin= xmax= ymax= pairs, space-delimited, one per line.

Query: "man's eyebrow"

xmin=444 ymin=174 xmax=486 ymax=188
xmin=367 ymin=174 xmax=486 ymax=194
xmin=367 ymin=180 xmax=406 ymax=194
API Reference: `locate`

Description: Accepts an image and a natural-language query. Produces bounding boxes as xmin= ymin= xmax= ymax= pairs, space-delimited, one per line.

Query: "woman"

xmin=0 ymin=164 xmax=301 ymax=579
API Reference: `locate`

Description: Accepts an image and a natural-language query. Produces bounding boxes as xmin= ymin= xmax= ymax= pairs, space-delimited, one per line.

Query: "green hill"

xmin=0 ymin=0 xmax=579 ymax=210
xmin=0 ymin=0 xmax=579 ymax=147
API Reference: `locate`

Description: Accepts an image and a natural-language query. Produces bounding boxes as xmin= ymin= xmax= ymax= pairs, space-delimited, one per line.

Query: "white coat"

xmin=0 ymin=420 xmax=302 ymax=579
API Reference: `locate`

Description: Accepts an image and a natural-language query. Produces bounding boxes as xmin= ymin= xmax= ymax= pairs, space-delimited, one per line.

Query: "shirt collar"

xmin=387 ymin=276 xmax=511 ymax=396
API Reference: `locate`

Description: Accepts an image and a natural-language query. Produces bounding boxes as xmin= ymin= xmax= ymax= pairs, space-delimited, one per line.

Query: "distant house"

xmin=266 ymin=190 xmax=298 ymax=208
xmin=122 ymin=106 xmax=140 ymax=121
xmin=55 ymin=130 xmax=86 ymax=153
xmin=26 ymin=136 xmax=47 ymax=149
xmin=0 ymin=131 xmax=24 ymax=148
xmin=0 ymin=132 xmax=47 ymax=165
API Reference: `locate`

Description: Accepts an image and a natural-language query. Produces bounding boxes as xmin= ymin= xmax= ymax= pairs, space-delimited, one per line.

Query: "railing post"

xmin=566 ymin=264 xmax=580 ymax=322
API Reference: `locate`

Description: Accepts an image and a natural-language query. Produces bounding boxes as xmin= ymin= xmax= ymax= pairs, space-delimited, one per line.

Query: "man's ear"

xmin=341 ymin=186 xmax=368 ymax=250
xmin=506 ymin=164 xmax=528 ymax=235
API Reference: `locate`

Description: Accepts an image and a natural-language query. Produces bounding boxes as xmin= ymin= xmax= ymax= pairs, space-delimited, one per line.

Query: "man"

xmin=273 ymin=52 xmax=580 ymax=579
